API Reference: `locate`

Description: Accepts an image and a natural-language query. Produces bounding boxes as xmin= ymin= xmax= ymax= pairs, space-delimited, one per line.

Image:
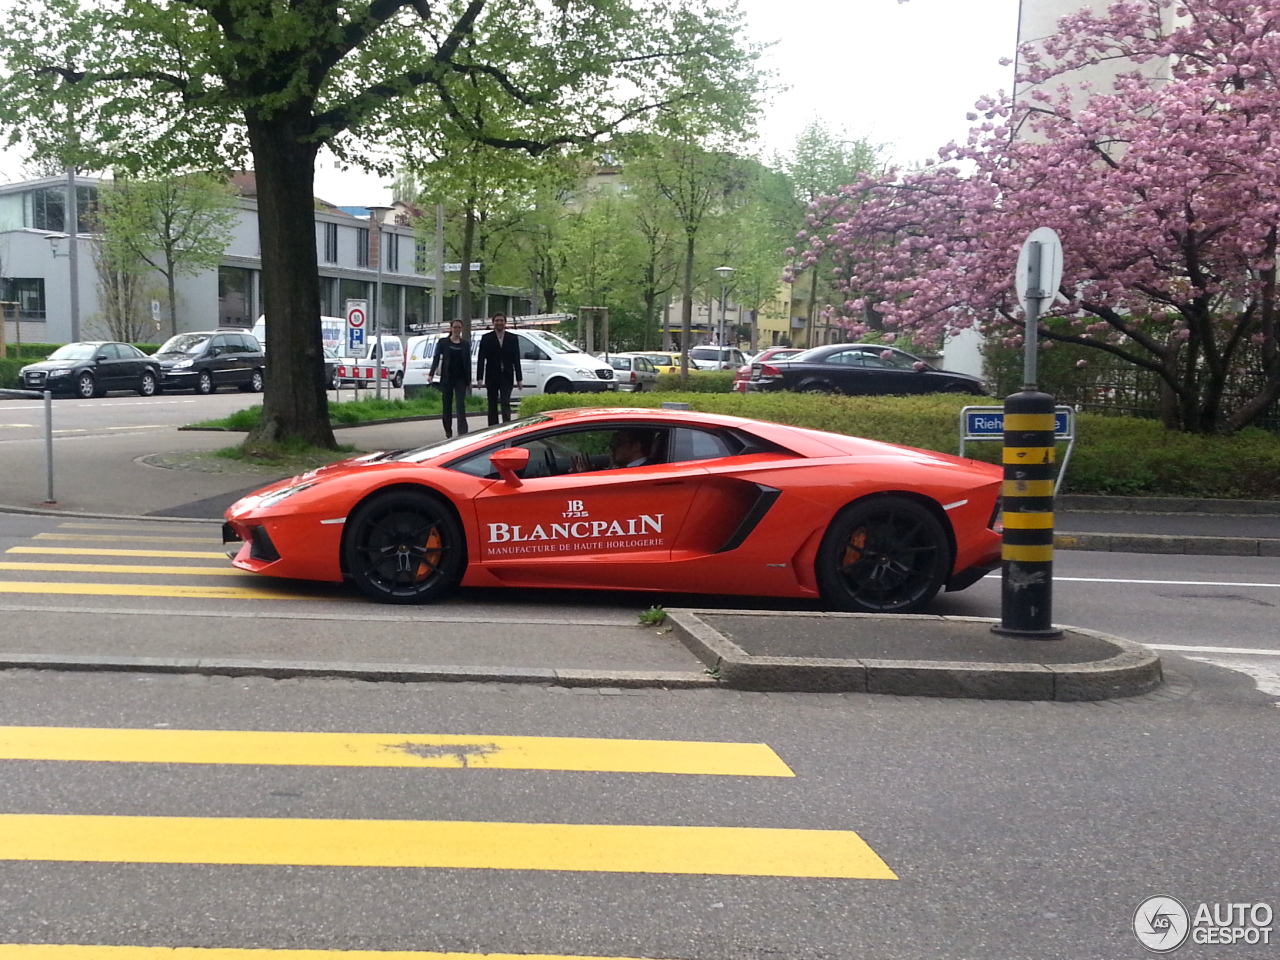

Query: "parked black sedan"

xmin=747 ymin=343 xmax=987 ymax=396
xmin=19 ymin=341 xmax=162 ymax=398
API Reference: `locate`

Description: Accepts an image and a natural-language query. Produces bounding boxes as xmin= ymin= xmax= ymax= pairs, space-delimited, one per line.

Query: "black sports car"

xmin=747 ymin=343 xmax=986 ymax=396
xmin=19 ymin=341 xmax=162 ymax=398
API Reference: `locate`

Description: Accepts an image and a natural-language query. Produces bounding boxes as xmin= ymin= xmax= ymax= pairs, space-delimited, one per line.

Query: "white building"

xmin=0 ymin=173 xmax=530 ymax=345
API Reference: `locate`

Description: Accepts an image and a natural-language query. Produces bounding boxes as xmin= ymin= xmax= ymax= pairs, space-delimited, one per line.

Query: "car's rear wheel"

xmin=344 ymin=490 xmax=464 ymax=604
xmin=137 ymin=370 xmax=157 ymax=397
xmin=801 ymin=382 xmax=833 ymax=394
xmin=197 ymin=370 xmax=214 ymax=395
xmin=816 ymin=496 xmax=950 ymax=614
xmin=392 ymin=371 xmax=404 ymax=388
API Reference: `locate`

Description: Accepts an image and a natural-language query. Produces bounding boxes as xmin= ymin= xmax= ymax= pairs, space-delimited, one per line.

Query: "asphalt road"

xmin=0 ymin=513 xmax=1277 ymax=958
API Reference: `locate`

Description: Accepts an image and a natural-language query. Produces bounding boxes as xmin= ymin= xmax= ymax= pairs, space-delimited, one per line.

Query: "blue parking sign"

xmin=348 ymin=327 xmax=365 ymax=353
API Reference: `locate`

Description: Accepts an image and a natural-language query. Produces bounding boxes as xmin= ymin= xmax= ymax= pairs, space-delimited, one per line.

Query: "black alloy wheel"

xmin=343 ymin=490 xmax=465 ymax=604
xmin=197 ymin=370 xmax=214 ymax=394
xmin=138 ymin=370 xmax=157 ymax=397
xmin=816 ymin=496 xmax=951 ymax=614
xmin=76 ymin=372 xmax=97 ymax=399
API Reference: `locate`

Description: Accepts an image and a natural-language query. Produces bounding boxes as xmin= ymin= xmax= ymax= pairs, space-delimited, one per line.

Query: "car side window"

xmin=517 ymin=335 xmax=549 ymax=361
xmin=825 ymin=350 xmax=862 ymax=366
xmin=123 ymin=344 xmax=145 ymax=358
xmin=98 ymin=343 xmax=122 ymax=359
xmin=667 ymin=427 xmax=741 ymax=463
xmin=238 ymin=335 xmax=260 ymax=353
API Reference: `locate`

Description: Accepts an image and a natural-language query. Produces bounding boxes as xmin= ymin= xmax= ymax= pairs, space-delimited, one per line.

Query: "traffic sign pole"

xmin=996 ymin=227 xmax=1066 ymax=640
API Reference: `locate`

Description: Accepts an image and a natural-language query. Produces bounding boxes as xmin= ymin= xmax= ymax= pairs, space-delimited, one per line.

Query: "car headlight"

xmin=257 ymin=481 xmax=318 ymax=508
xmin=170 ymin=359 xmax=194 ymax=370
xmin=46 ymin=368 xmax=71 ymax=378
xmin=573 ymin=368 xmax=594 ymax=378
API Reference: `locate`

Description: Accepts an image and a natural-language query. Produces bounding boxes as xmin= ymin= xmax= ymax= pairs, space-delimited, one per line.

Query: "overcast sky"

xmin=0 ymin=0 xmax=1023 ymax=201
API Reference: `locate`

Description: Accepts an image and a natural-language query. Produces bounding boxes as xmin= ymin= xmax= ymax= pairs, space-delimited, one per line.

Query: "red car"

xmin=223 ymin=408 xmax=1003 ymax=612
xmin=732 ymin=347 xmax=804 ymax=392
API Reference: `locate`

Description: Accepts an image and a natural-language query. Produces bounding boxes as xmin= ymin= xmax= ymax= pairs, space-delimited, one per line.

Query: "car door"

xmin=93 ymin=343 xmax=126 ymax=389
xmin=515 ymin=334 xmax=548 ymax=392
xmin=463 ymin=425 xmax=704 ymax=588
xmin=117 ymin=343 xmax=146 ymax=384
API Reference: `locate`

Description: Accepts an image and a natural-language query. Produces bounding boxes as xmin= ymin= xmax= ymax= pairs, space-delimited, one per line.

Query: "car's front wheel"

xmin=545 ymin=378 xmax=570 ymax=394
xmin=196 ymin=370 xmax=214 ymax=395
xmin=137 ymin=370 xmax=157 ymax=397
xmin=76 ymin=372 xmax=97 ymax=399
xmin=344 ymin=490 xmax=465 ymax=604
xmin=816 ymin=496 xmax=951 ymax=614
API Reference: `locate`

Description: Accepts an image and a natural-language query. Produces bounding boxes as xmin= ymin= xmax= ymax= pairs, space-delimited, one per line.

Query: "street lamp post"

xmin=366 ymin=204 xmax=395 ymax=399
xmin=713 ymin=265 xmax=734 ymax=348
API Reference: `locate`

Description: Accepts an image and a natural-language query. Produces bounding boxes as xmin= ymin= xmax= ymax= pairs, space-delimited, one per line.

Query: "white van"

xmin=253 ymin=316 xmax=404 ymax=387
xmin=402 ymin=327 xmax=616 ymax=399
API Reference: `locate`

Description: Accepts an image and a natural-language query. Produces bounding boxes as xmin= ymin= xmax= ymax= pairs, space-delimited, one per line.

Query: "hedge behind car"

xmin=518 ymin=392 xmax=1280 ymax=500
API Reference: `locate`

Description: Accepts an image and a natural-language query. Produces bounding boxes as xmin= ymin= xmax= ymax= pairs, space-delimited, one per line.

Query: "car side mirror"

xmin=95 ymin=354 xmax=109 ymax=362
xmin=489 ymin=446 xmax=530 ymax=486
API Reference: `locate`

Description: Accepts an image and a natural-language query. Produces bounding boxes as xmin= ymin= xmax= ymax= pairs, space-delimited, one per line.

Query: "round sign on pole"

xmin=347 ymin=307 xmax=366 ymax=328
xmin=1015 ymin=227 xmax=1063 ymax=316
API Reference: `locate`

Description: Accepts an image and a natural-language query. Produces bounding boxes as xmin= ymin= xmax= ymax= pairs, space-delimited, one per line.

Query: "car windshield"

xmin=389 ymin=415 xmax=552 ymax=463
xmin=45 ymin=343 xmax=99 ymax=361
xmin=689 ymin=348 xmax=722 ymax=360
xmin=157 ymin=334 xmax=211 ymax=355
xmin=536 ymin=331 xmax=584 ymax=355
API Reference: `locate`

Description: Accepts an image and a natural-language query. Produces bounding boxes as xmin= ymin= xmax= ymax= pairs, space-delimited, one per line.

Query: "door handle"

xmin=654 ymin=480 xmax=684 ymax=487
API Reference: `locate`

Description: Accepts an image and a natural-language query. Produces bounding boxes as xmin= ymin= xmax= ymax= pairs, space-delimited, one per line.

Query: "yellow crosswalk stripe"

xmin=0 ymin=946 xmax=667 ymax=959
xmin=8 ymin=546 xmax=228 ymax=559
xmin=34 ymin=533 xmax=220 ymax=544
xmin=0 ymin=726 xmax=794 ymax=777
xmin=0 ymin=814 xmax=897 ymax=879
xmin=0 ymin=562 xmax=243 ymax=576
xmin=0 ymin=582 xmax=312 ymax=600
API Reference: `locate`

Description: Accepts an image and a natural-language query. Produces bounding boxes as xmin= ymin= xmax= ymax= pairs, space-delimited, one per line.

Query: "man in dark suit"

xmin=474 ymin=313 xmax=524 ymax=425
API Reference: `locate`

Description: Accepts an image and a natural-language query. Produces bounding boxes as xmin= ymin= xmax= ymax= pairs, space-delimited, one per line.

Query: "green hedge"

xmin=517 ymin=392 xmax=1280 ymax=499
xmin=653 ymin=371 xmax=735 ymax=393
xmin=0 ymin=359 xmax=26 ymax=389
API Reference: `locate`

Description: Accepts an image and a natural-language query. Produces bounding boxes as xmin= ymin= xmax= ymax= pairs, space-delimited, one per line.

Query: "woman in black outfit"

xmin=429 ymin=319 xmax=471 ymax=438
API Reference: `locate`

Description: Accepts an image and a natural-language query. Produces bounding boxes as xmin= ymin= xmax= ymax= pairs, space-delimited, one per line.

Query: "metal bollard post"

xmin=991 ymin=389 xmax=1062 ymax=639
xmin=43 ymin=390 xmax=55 ymax=503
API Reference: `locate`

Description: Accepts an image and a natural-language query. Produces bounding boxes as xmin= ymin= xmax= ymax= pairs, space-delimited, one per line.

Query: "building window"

xmin=356 ymin=228 xmax=370 ymax=268
xmin=319 ymin=277 xmax=337 ymax=316
xmin=26 ymin=186 xmax=96 ymax=233
xmin=414 ymin=238 xmax=428 ymax=274
xmin=322 ymin=223 xmax=338 ymax=264
xmin=218 ymin=267 xmax=253 ymax=328
xmin=339 ymin=278 xmax=369 ymax=314
xmin=386 ymin=234 xmax=399 ymax=272
xmin=1 ymin=278 xmax=47 ymax=320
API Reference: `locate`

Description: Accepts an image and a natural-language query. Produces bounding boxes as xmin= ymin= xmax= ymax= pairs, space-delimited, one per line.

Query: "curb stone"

xmin=666 ymin=609 xmax=1163 ymax=701
xmin=0 ymin=652 xmax=717 ymax=688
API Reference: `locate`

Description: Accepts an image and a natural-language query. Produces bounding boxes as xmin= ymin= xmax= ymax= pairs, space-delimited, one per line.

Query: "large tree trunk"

xmin=243 ymin=111 xmax=336 ymax=452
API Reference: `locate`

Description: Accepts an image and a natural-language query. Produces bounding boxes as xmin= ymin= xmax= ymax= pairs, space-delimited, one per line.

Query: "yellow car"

xmin=633 ymin=352 xmax=682 ymax=375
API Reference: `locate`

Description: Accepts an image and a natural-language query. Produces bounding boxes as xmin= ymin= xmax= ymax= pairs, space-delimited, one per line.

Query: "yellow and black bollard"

xmin=992 ymin=389 xmax=1063 ymax=639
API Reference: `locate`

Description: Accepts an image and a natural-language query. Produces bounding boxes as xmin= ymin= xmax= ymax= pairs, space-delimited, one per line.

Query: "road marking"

xmin=9 ymin=547 xmax=228 ymax=559
xmin=1185 ymin=657 xmax=1280 ymax=696
xmin=0 ymin=814 xmax=895 ymax=878
xmin=0 ymin=726 xmax=794 ymax=777
xmin=1056 ymin=576 xmax=1280 ymax=589
xmin=56 ymin=523 xmax=218 ymax=531
xmin=0 ymin=944 xmax=670 ymax=959
xmin=1149 ymin=644 xmax=1280 ymax=657
xmin=33 ymin=533 xmax=221 ymax=544
xmin=0 ymin=582 xmax=312 ymax=600
xmin=0 ymin=424 xmax=34 ymax=428
xmin=0 ymin=603 xmax=637 ymax=627
xmin=0 ymin=562 xmax=242 ymax=576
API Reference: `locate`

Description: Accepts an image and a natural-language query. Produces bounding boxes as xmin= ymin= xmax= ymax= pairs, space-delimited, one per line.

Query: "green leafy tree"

xmin=95 ymin=174 xmax=238 ymax=339
xmin=0 ymin=0 xmax=762 ymax=451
